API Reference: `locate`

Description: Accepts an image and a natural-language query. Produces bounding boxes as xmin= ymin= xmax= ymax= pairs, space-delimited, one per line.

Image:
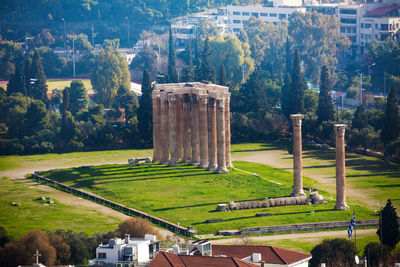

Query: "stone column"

xmin=207 ymin=98 xmax=217 ymax=171
xmin=198 ymin=95 xmax=209 ymax=168
xmin=152 ymin=91 xmax=161 ymax=163
xmin=168 ymin=93 xmax=179 ymax=167
xmin=290 ymin=114 xmax=306 ymax=197
xmin=225 ymin=93 xmax=233 ymax=168
xmin=160 ymin=92 xmax=169 ymax=164
xmin=216 ymin=98 xmax=229 ymax=174
xmin=334 ymin=124 xmax=349 ymax=211
xmin=191 ymin=94 xmax=200 ymax=165
xmin=182 ymin=94 xmax=192 ymax=163
xmin=177 ymin=95 xmax=184 ymax=161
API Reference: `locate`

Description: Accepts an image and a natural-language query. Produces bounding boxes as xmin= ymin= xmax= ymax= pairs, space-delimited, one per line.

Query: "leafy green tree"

xmin=69 ymin=80 xmax=89 ymax=116
xmin=281 ymin=72 xmax=291 ymax=118
xmin=182 ymin=41 xmax=194 ymax=82
xmin=218 ymin=65 xmax=227 ymax=86
xmin=304 ymin=90 xmax=318 ymax=114
xmin=7 ymin=64 xmax=26 ymax=95
xmin=75 ymin=33 xmax=93 ymax=55
xmin=168 ymin=25 xmax=177 ymax=83
xmin=24 ymin=100 xmax=49 ymax=136
xmin=116 ymin=84 xmax=138 ymax=127
xmin=137 ymin=69 xmax=153 ymax=144
xmin=0 ymin=40 xmax=22 ymax=79
xmin=288 ymin=49 xmax=306 ymax=115
xmin=380 ymin=86 xmax=400 ymax=161
xmin=29 ymin=51 xmax=48 ymax=104
xmin=364 ymin=242 xmax=392 ymax=267
xmin=309 ymin=238 xmax=357 ymax=267
xmin=91 ymin=48 xmax=130 ymax=108
xmin=198 ymin=37 xmax=216 ymax=83
xmin=24 ymin=58 xmax=32 ymax=93
xmin=196 ymin=19 xmax=220 ymax=40
xmin=35 ymin=46 xmax=67 ymax=78
xmin=317 ymin=66 xmax=335 ymax=123
xmin=130 ymin=44 xmax=156 ymax=72
xmin=352 ymin=105 xmax=367 ymax=130
xmin=377 ymin=199 xmax=400 ymax=250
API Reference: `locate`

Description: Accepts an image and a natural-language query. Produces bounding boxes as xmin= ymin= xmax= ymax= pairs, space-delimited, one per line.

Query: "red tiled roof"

xmin=212 ymin=245 xmax=311 ymax=265
xmin=149 ymin=251 xmax=259 ymax=267
xmin=365 ymin=4 xmax=400 ymax=17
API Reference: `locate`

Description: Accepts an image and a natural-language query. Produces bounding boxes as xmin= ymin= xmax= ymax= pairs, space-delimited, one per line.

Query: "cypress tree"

xmin=285 ymin=37 xmax=292 ymax=74
xmin=288 ymin=49 xmax=306 ymax=115
xmin=377 ymin=199 xmax=400 ymax=249
xmin=218 ymin=65 xmax=227 ymax=86
xmin=317 ymin=65 xmax=335 ymax=123
xmin=281 ymin=72 xmax=291 ymax=118
xmin=352 ymin=104 xmax=367 ymax=130
xmin=199 ymin=37 xmax=216 ymax=83
xmin=62 ymin=87 xmax=70 ymax=115
xmin=7 ymin=65 xmax=26 ymax=96
xmin=30 ymin=51 xmax=48 ymax=103
xmin=60 ymin=87 xmax=74 ymax=146
xmin=24 ymin=58 xmax=32 ymax=96
xmin=137 ymin=69 xmax=153 ymax=144
xmin=182 ymin=40 xmax=194 ymax=82
xmin=168 ymin=25 xmax=177 ymax=83
xmin=381 ymin=86 xmax=400 ymax=160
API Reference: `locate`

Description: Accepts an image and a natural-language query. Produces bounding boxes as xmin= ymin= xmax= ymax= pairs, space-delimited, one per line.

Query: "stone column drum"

xmin=191 ymin=94 xmax=200 ymax=165
xmin=177 ymin=96 xmax=184 ymax=161
xmin=182 ymin=94 xmax=192 ymax=163
xmin=198 ymin=95 xmax=209 ymax=168
xmin=290 ymin=114 xmax=306 ymax=197
xmin=160 ymin=92 xmax=170 ymax=164
xmin=225 ymin=93 xmax=233 ymax=168
xmin=152 ymin=91 xmax=161 ymax=163
xmin=334 ymin=124 xmax=349 ymax=211
xmin=207 ymin=98 xmax=217 ymax=171
xmin=216 ymin=98 xmax=229 ymax=174
xmin=168 ymin=94 xmax=179 ymax=167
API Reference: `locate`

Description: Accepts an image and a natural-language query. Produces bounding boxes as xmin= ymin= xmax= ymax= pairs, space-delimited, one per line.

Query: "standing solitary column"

xmin=207 ymin=98 xmax=217 ymax=171
xmin=290 ymin=114 xmax=306 ymax=197
xmin=334 ymin=124 xmax=349 ymax=211
xmin=198 ymin=95 xmax=209 ymax=168
xmin=191 ymin=94 xmax=200 ymax=165
xmin=182 ymin=94 xmax=192 ymax=163
xmin=160 ymin=92 xmax=170 ymax=164
xmin=152 ymin=91 xmax=162 ymax=162
xmin=225 ymin=93 xmax=233 ymax=168
xmin=177 ymin=95 xmax=184 ymax=161
xmin=216 ymin=98 xmax=229 ymax=174
xmin=168 ymin=93 xmax=179 ymax=167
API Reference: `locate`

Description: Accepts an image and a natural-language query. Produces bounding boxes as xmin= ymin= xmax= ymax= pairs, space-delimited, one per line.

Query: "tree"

xmin=352 ymin=105 xmax=368 ymax=130
xmin=309 ymin=238 xmax=357 ymax=267
xmin=115 ymin=218 xmax=160 ymax=239
xmin=380 ymin=86 xmax=400 ymax=161
xmin=137 ymin=69 xmax=153 ymax=144
xmin=24 ymin=57 xmax=32 ymax=94
xmin=218 ymin=65 xmax=227 ymax=86
xmin=377 ymin=199 xmax=400 ymax=250
xmin=168 ymin=25 xmax=177 ymax=83
xmin=288 ymin=49 xmax=306 ymax=115
xmin=116 ymin=84 xmax=138 ymax=127
xmin=182 ymin=41 xmax=194 ymax=82
xmin=69 ymin=80 xmax=89 ymax=116
xmin=317 ymin=65 xmax=335 ymax=123
xmin=285 ymin=37 xmax=292 ymax=74
xmin=91 ymin=48 xmax=130 ymax=108
xmin=7 ymin=64 xmax=26 ymax=95
xmin=49 ymin=233 xmax=70 ymax=265
xmin=24 ymin=100 xmax=50 ymax=136
xmin=364 ymin=242 xmax=392 ymax=267
xmin=60 ymin=88 xmax=75 ymax=147
xmin=281 ymin=72 xmax=291 ymax=118
xmin=29 ymin=51 xmax=48 ymax=104
xmin=0 ymin=226 xmax=10 ymax=247
xmin=75 ymin=33 xmax=93 ymax=55
xmin=198 ymin=37 xmax=216 ymax=83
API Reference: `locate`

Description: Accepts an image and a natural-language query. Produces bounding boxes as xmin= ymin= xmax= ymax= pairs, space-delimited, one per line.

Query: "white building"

xmin=90 ymin=234 xmax=160 ymax=266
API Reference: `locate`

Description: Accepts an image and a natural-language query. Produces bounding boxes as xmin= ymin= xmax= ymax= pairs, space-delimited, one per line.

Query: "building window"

xmin=340 ymin=27 xmax=345 ymax=33
xmin=233 ymin=28 xmax=240 ymax=32
xmin=251 ymin=12 xmax=259 ymax=18
xmin=340 ymin=18 xmax=356 ymax=24
xmin=375 ymin=24 xmax=378 ymax=29
xmin=233 ymin=20 xmax=241 ymax=24
xmin=269 ymin=13 xmax=277 ymax=17
xmin=233 ymin=11 xmax=240 ymax=15
xmin=365 ymin=23 xmax=371 ymax=29
xmin=279 ymin=14 xmax=287 ymax=19
xmin=98 ymin=253 xmax=106 ymax=259
xmin=361 ymin=23 xmax=364 ymax=28
xmin=242 ymin=12 xmax=250 ymax=16
xmin=361 ymin=33 xmax=364 ymax=38
xmin=381 ymin=24 xmax=388 ymax=31
xmin=260 ymin=13 xmax=268 ymax=17
xmin=340 ymin=9 xmax=356 ymax=15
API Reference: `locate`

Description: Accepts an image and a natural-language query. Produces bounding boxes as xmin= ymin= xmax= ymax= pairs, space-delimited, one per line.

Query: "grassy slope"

xmin=0 ymin=177 xmax=122 ymax=239
xmin=39 ymin=163 xmax=373 ymax=235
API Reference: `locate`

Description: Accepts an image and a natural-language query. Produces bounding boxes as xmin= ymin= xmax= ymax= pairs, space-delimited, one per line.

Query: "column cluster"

xmin=152 ymin=82 xmax=233 ymax=174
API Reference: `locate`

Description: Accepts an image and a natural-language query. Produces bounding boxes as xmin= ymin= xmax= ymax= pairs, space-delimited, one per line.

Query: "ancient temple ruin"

xmin=151 ymin=82 xmax=233 ymax=173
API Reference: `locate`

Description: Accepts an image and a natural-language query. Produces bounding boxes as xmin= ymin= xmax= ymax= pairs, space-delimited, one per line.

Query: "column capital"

xmin=168 ymin=93 xmax=178 ymax=104
xmin=208 ymin=97 xmax=216 ymax=106
xmin=216 ymin=98 xmax=226 ymax=110
xmin=198 ymin=94 xmax=208 ymax=105
xmin=334 ymin=124 xmax=347 ymax=137
xmin=152 ymin=90 xmax=160 ymax=99
xmin=290 ymin=114 xmax=304 ymax=127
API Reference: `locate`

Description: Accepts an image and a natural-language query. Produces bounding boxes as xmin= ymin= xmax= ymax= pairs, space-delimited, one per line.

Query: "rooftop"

xmin=365 ymin=4 xmax=400 ymax=17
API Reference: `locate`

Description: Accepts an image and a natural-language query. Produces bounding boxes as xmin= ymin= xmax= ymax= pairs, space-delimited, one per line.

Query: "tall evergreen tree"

xmin=60 ymin=88 xmax=74 ymax=147
xmin=182 ymin=40 xmax=194 ymax=82
xmin=317 ymin=65 xmax=335 ymax=123
xmin=69 ymin=80 xmax=89 ymax=116
xmin=285 ymin=37 xmax=292 ymax=74
xmin=137 ymin=69 xmax=153 ymax=144
xmin=281 ymin=72 xmax=291 ymax=118
xmin=24 ymin=57 xmax=32 ymax=96
xmin=7 ymin=64 xmax=26 ymax=95
xmin=352 ymin=104 xmax=367 ymax=130
xmin=381 ymin=86 xmax=400 ymax=160
xmin=218 ymin=65 xmax=227 ymax=86
xmin=30 ymin=51 xmax=48 ymax=104
xmin=288 ymin=49 xmax=306 ymax=115
xmin=168 ymin=25 xmax=177 ymax=83
xmin=199 ymin=37 xmax=216 ymax=83
xmin=61 ymin=87 xmax=70 ymax=115
xmin=377 ymin=199 xmax=400 ymax=250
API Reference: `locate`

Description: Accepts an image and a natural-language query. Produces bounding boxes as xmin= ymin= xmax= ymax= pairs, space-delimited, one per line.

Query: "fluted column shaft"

xmin=191 ymin=94 xmax=200 ymax=165
xmin=168 ymin=94 xmax=179 ymax=167
xmin=225 ymin=93 xmax=233 ymax=168
xmin=334 ymin=124 xmax=349 ymax=211
xmin=199 ymin=95 xmax=209 ymax=168
xmin=182 ymin=94 xmax=192 ymax=162
xmin=290 ymin=114 xmax=305 ymax=197
xmin=177 ymin=96 xmax=184 ymax=161
xmin=207 ymin=98 xmax=217 ymax=171
xmin=216 ymin=98 xmax=228 ymax=174
xmin=160 ymin=93 xmax=169 ymax=164
xmin=152 ymin=92 xmax=161 ymax=162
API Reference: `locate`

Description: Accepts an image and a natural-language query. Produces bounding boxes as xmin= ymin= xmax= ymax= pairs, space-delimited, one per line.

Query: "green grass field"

xmin=38 ymin=162 xmax=375 ymax=235
xmin=47 ymin=79 xmax=92 ymax=93
xmin=0 ymin=177 xmax=123 ymax=239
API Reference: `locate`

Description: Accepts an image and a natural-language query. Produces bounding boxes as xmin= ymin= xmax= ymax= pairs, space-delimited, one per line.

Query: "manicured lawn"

xmin=0 ymin=177 xmax=122 ymax=239
xmin=47 ymin=79 xmax=92 ymax=93
xmin=39 ymin=163 xmax=374 ymax=235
